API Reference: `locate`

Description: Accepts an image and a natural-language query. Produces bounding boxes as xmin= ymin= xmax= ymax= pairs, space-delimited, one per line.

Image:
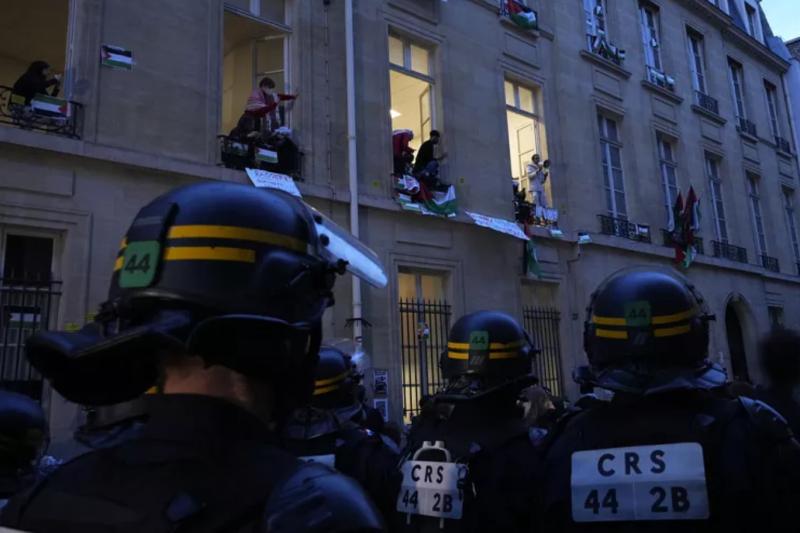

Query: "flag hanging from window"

xmin=681 ymin=186 xmax=701 ymax=269
xmin=524 ymin=239 xmax=543 ymax=278
xmin=669 ymin=192 xmax=686 ymax=264
xmin=501 ymin=0 xmax=538 ymax=30
xmin=101 ymin=44 xmax=133 ymax=70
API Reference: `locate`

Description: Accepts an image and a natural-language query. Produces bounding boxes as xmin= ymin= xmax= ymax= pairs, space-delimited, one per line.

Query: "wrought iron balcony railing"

xmin=695 ymin=91 xmax=719 ymax=115
xmin=599 ymin=214 xmax=651 ymax=243
xmin=737 ymin=117 xmax=757 ymax=137
xmin=776 ymin=136 xmax=792 ymax=154
xmin=711 ymin=240 xmax=748 ymax=264
xmin=661 ymin=229 xmax=704 ymax=255
xmin=0 ymin=85 xmax=83 ymax=139
xmin=760 ymin=254 xmax=780 ymax=273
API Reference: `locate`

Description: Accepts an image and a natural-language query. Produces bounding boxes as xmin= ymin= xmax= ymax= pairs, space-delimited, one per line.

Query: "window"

xmin=640 ymin=5 xmax=662 ymax=71
xmin=687 ymin=30 xmax=707 ymax=94
xmin=728 ymin=60 xmax=746 ymax=120
xmin=783 ymin=189 xmax=800 ymax=265
xmin=747 ymin=174 xmax=767 ymax=256
xmin=598 ymin=114 xmax=627 ymax=218
xmin=1 ymin=234 xmax=54 ymax=281
xmin=222 ymin=10 xmax=289 ymax=135
xmin=225 ymin=0 xmax=285 ymax=22
xmin=745 ymin=3 xmax=759 ymax=39
xmin=658 ymin=136 xmax=679 ymax=227
xmin=764 ymin=81 xmax=781 ymax=139
xmin=398 ymin=269 xmax=449 ymax=422
xmin=706 ymin=154 xmax=729 ymax=243
xmin=506 ymin=80 xmax=546 ymax=203
xmin=584 ymin=0 xmax=608 ymax=49
xmin=389 ymin=35 xmax=434 ymax=154
xmin=768 ymin=306 xmax=785 ymax=329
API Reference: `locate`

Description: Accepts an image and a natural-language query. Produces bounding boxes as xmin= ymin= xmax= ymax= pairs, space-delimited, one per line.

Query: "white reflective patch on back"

xmin=570 ymin=442 xmax=709 ymax=522
xmin=396 ymin=460 xmax=467 ymax=520
xmin=299 ymin=454 xmax=336 ymax=467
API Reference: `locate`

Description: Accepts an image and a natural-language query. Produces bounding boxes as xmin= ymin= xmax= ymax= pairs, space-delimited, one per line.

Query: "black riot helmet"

xmin=310 ymin=346 xmax=360 ymax=412
xmin=25 ymin=182 xmax=387 ymax=408
xmin=760 ymin=327 xmax=800 ymax=386
xmin=0 ymin=390 xmax=48 ymax=490
xmin=582 ymin=267 xmax=724 ymax=393
xmin=441 ymin=310 xmax=535 ymax=389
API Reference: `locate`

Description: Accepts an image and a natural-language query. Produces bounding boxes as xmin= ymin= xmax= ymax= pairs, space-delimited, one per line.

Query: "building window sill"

xmin=641 ymin=80 xmax=683 ymax=105
xmin=580 ymin=50 xmax=632 ymax=79
xmin=690 ymin=104 xmax=726 ymax=126
xmin=738 ymin=131 xmax=759 ymax=144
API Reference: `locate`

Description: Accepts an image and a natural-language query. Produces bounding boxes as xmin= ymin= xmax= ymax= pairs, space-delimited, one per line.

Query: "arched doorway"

xmin=725 ymin=303 xmax=750 ymax=382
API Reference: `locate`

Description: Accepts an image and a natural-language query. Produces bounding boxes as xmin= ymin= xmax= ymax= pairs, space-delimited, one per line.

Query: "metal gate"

xmin=0 ymin=278 xmax=62 ymax=400
xmin=523 ymin=306 xmax=564 ymax=396
xmin=399 ymin=299 xmax=451 ymax=421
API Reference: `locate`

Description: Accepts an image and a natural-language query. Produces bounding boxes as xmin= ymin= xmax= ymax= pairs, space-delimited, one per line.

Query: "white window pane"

xmin=410 ymin=44 xmax=430 ymax=75
xmin=389 ymin=35 xmax=404 ymax=66
xmin=390 ymin=70 xmax=432 ymax=152
xmin=505 ymin=81 xmax=515 ymax=107
xmin=518 ymin=87 xmax=534 ymax=113
xmin=606 ymin=118 xmax=618 ymax=142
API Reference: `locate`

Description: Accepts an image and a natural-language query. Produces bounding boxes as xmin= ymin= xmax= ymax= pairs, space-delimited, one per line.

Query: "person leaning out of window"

xmin=245 ymin=77 xmax=297 ymax=133
xmin=12 ymin=61 xmax=61 ymax=106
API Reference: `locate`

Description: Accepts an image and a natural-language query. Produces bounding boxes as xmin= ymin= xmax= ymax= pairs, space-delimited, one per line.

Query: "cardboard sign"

xmin=246 ymin=168 xmax=302 ymax=198
xmin=466 ymin=211 xmax=529 ymax=241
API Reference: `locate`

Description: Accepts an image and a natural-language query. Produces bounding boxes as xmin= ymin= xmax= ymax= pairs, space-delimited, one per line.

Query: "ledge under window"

xmin=641 ymin=80 xmax=683 ymax=105
xmin=690 ymin=104 xmax=726 ymax=125
xmin=580 ymin=50 xmax=632 ymax=79
xmin=738 ymin=130 xmax=759 ymax=144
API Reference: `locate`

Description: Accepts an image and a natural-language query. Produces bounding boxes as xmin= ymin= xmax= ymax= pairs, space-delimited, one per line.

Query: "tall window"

xmin=506 ymin=80 xmax=545 ymax=203
xmin=598 ymin=114 xmax=627 ymax=218
xmin=745 ymin=3 xmax=759 ymax=39
xmin=764 ymin=80 xmax=781 ymax=140
xmin=747 ymin=174 xmax=767 ymax=256
xmin=389 ymin=35 xmax=434 ymax=153
xmin=658 ymin=136 xmax=679 ymax=226
xmin=783 ymin=189 xmax=800 ymax=266
xmin=706 ymin=154 xmax=728 ymax=243
xmin=687 ymin=30 xmax=707 ymax=94
xmin=728 ymin=59 xmax=747 ymax=120
xmin=1 ymin=234 xmax=54 ymax=281
xmin=640 ymin=4 xmax=662 ymax=71
xmin=584 ymin=0 xmax=608 ymax=50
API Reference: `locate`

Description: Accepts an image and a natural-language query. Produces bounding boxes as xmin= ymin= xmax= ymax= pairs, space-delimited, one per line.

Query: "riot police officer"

xmin=0 ymin=390 xmax=56 ymax=511
xmin=283 ymin=345 xmax=401 ymax=518
xmin=394 ymin=310 xmax=540 ymax=532
xmin=538 ymin=267 xmax=800 ymax=532
xmin=1 ymin=182 xmax=387 ymax=532
xmin=753 ymin=327 xmax=800 ymax=437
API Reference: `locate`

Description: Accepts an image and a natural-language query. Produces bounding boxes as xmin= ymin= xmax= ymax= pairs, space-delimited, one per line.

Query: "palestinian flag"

xmin=524 ymin=239 xmax=543 ymax=278
xmin=256 ymin=148 xmax=279 ymax=164
xmin=101 ymin=45 xmax=133 ymax=70
xmin=681 ymin=186 xmax=701 ymax=269
xmin=669 ymin=192 xmax=686 ymax=264
xmin=421 ymin=185 xmax=458 ymax=217
xmin=30 ymin=95 xmax=69 ymax=117
xmin=502 ymin=0 xmax=538 ymax=30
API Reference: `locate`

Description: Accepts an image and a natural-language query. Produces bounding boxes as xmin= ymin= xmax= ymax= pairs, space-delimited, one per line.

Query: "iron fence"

xmin=598 ymin=214 xmax=652 ymax=243
xmin=0 ymin=278 xmax=62 ymax=400
xmin=523 ymin=306 xmax=564 ymax=397
xmin=776 ymin=136 xmax=792 ymax=154
xmin=711 ymin=240 xmax=748 ymax=264
xmin=695 ymin=91 xmax=719 ymax=115
xmin=0 ymin=86 xmax=83 ymax=139
xmin=399 ymin=299 xmax=451 ymax=421
xmin=737 ymin=117 xmax=757 ymax=137
xmin=760 ymin=254 xmax=780 ymax=273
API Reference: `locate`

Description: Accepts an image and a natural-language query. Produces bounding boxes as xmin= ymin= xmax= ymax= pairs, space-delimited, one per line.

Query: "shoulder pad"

xmin=738 ymin=396 xmax=794 ymax=442
xmin=263 ymin=462 xmax=385 ymax=532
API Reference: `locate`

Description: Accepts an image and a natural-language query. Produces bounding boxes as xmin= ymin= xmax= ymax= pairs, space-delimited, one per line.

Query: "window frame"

xmin=728 ymin=59 xmax=747 ymax=120
xmin=747 ymin=174 xmax=768 ymax=256
xmin=584 ymin=0 xmax=608 ymax=49
xmin=658 ymin=135 xmax=679 ymax=227
xmin=505 ymin=79 xmax=544 ymax=198
xmin=598 ymin=114 xmax=627 ymax=219
xmin=387 ymin=33 xmax=436 ymax=153
xmin=687 ymin=30 xmax=707 ymax=94
xmin=706 ymin=154 xmax=729 ymax=243
xmin=764 ymin=80 xmax=781 ymax=139
xmin=640 ymin=4 xmax=663 ymax=71
xmin=0 ymin=228 xmax=59 ymax=282
xmin=783 ymin=188 xmax=800 ymax=263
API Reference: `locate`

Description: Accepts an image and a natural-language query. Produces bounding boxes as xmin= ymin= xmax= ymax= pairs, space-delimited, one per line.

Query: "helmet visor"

xmin=305 ymin=204 xmax=388 ymax=288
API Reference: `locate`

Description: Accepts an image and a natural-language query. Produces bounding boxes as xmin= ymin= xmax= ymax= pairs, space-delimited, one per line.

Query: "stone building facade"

xmin=1 ymin=0 xmax=799 ymax=448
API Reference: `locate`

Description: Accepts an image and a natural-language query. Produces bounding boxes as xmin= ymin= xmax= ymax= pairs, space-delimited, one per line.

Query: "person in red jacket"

xmin=245 ymin=77 xmax=297 ymax=134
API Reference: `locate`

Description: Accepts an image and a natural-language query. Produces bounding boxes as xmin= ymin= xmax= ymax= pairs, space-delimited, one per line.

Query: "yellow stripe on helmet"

xmin=314 ymin=370 xmax=350 ymax=387
xmin=163 ymin=246 xmax=255 ymax=263
xmin=653 ymin=324 xmax=692 ymax=338
xmin=591 ymin=315 xmax=627 ymax=326
xmin=447 ymin=351 xmax=469 ymax=360
xmin=488 ymin=351 xmax=519 ymax=360
xmin=167 ymin=225 xmax=307 ymax=254
xmin=447 ymin=340 xmax=525 ymax=350
xmin=595 ymin=328 xmax=629 ymax=340
xmin=651 ymin=308 xmax=698 ymax=325
xmin=114 ymin=256 xmax=124 ymax=272
xmin=313 ymin=383 xmax=342 ymax=396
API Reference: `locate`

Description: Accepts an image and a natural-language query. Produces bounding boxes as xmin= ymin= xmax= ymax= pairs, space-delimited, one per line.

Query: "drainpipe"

xmin=344 ymin=0 xmax=363 ymax=347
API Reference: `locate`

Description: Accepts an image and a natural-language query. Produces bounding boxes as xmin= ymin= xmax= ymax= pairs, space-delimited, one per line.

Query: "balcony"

xmin=695 ymin=91 xmax=719 ymax=115
xmin=736 ymin=117 xmax=757 ymax=138
xmin=760 ymin=254 xmax=780 ymax=273
xmin=0 ymin=86 xmax=83 ymax=139
xmin=587 ymin=32 xmax=626 ymax=66
xmin=218 ymin=133 xmax=303 ymax=181
xmin=775 ymin=136 xmax=792 ymax=154
xmin=646 ymin=67 xmax=675 ymax=92
xmin=598 ymin=215 xmax=651 ymax=243
xmin=661 ymin=229 xmax=704 ymax=255
xmin=711 ymin=240 xmax=748 ymax=264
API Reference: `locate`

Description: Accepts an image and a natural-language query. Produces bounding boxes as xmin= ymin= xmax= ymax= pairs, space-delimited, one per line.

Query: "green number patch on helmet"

xmin=624 ymin=300 xmax=652 ymax=327
xmin=119 ymin=241 xmax=160 ymax=288
xmin=469 ymin=330 xmax=490 ymax=351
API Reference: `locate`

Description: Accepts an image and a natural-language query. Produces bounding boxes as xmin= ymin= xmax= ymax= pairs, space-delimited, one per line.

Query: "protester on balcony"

xmin=526 ymin=153 xmax=550 ymax=208
xmin=392 ymin=129 xmax=414 ymax=176
xmin=262 ymin=127 xmax=300 ymax=176
xmin=11 ymin=61 xmax=61 ymax=106
xmin=244 ymin=77 xmax=297 ymax=134
xmin=412 ymin=130 xmax=440 ymax=175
